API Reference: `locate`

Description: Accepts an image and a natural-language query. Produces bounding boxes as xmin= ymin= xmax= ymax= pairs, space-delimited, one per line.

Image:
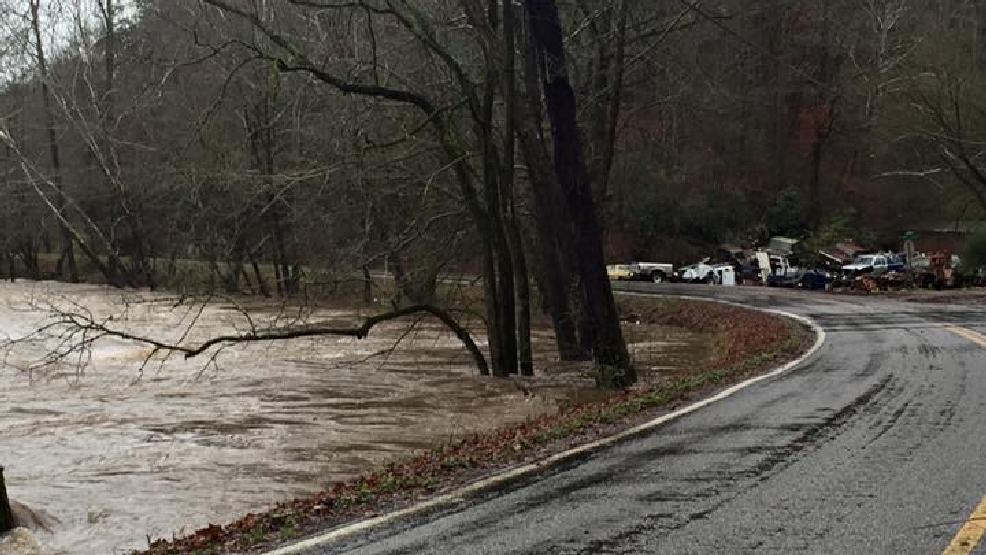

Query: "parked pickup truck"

xmin=841 ymin=253 xmax=904 ymax=276
xmin=607 ymin=262 xmax=674 ymax=283
xmin=634 ymin=262 xmax=674 ymax=283
xmin=607 ymin=264 xmax=639 ymax=281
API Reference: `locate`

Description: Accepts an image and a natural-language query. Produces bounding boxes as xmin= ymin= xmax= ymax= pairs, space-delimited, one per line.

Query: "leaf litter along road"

xmin=133 ymin=293 xmax=811 ymax=555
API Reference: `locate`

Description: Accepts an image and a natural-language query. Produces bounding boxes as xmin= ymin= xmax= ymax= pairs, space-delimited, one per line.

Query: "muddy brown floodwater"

xmin=0 ymin=282 xmax=704 ymax=555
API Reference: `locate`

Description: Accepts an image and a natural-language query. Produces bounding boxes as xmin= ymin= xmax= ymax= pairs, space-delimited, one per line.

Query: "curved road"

xmin=285 ymin=285 xmax=986 ymax=555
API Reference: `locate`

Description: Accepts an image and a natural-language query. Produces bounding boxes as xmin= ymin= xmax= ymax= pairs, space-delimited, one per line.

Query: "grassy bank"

xmin=134 ymin=296 xmax=813 ymax=555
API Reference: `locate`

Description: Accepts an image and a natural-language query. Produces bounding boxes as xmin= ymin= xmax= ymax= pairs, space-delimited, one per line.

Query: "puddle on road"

xmin=0 ymin=282 xmax=704 ymax=555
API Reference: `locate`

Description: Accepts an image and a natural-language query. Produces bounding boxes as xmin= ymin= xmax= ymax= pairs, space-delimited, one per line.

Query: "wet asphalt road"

xmin=294 ymin=285 xmax=986 ymax=555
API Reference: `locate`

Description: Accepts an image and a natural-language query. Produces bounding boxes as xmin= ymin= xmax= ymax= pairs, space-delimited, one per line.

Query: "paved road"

xmin=291 ymin=285 xmax=986 ymax=555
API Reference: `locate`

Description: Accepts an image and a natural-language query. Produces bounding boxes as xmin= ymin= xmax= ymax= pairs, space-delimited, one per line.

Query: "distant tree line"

xmin=0 ymin=0 xmax=984 ymax=379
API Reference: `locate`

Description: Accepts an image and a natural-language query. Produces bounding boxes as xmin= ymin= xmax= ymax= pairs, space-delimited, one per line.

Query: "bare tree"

xmin=874 ymin=0 xmax=986 ymax=216
xmin=29 ymin=0 xmax=77 ymax=282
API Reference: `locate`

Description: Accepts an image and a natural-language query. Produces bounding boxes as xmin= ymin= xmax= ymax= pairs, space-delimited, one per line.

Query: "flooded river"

xmin=0 ymin=282 xmax=701 ymax=555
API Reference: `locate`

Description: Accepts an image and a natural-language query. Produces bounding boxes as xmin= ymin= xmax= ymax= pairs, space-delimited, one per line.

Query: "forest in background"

xmin=1 ymin=0 xmax=986 ymax=380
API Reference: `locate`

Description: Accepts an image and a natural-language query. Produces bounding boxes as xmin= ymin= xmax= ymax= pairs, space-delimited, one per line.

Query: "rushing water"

xmin=0 ymin=282 xmax=700 ymax=555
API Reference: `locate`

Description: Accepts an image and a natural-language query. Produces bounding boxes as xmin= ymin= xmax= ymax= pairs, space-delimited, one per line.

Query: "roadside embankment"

xmin=134 ymin=296 xmax=813 ymax=555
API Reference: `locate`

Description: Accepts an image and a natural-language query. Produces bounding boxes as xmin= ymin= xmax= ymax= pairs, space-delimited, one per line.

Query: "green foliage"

xmin=764 ymin=187 xmax=808 ymax=238
xmin=608 ymin=160 xmax=756 ymax=253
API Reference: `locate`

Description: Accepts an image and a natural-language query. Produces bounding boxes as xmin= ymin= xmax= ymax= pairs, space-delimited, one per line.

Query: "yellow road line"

xmin=943 ymin=325 xmax=986 ymax=348
xmin=941 ymin=324 xmax=986 ymax=554
xmin=942 ymin=497 xmax=986 ymax=555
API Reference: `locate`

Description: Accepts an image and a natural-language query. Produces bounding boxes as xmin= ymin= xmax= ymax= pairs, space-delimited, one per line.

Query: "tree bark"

xmin=523 ymin=0 xmax=633 ymax=383
xmin=482 ymin=245 xmax=506 ymax=377
xmin=509 ymin=218 xmax=534 ymax=375
xmin=515 ymin=8 xmax=585 ymax=360
xmin=575 ymin=287 xmax=596 ymax=355
xmin=501 ymin=0 xmax=532 ymax=376
xmin=481 ymin=46 xmax=518 ymax=376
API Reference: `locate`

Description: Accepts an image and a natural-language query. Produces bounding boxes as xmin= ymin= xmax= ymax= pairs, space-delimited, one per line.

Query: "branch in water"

xmin=48 ymin=304 xmax=491 ymax=376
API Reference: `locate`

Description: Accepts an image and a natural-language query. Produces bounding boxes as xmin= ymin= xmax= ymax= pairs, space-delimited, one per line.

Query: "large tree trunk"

xmin=575 ymin=287 xmax=596 ymax=355
xmin=493 ymin=244 xmax=517 ymax=374
xmin=515 ymin=8 xmax=585 ymax=361
xmin=509 ymin=217 xmax=534 ymax=375
xmin=482 ymin=242 xmax=508 ymax=377
xmin=523 ymin=0 xmax=633 ymax=384
xmin=0 ymin=467 xmax=14 ymax=535
xmin=481 ymin=51 xmax=518 ymax=376
xmin=502 ymin=0 xmax=532 ymax=376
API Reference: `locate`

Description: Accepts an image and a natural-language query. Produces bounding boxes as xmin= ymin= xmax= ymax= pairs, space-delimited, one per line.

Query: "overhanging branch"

xmin=47 ymin=303 xmax=490 ymax=376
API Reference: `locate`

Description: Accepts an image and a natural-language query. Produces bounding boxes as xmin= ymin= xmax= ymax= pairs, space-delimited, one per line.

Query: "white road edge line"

xmin=263 ymin=293 xmax=827 ymax=555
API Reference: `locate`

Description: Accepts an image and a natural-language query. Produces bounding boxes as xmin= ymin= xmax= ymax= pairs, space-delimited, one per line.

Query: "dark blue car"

xmin=767 ymin=270 xmax=828 ymax=290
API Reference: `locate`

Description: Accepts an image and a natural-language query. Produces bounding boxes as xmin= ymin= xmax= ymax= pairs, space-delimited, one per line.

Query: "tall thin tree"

xmin=30 ymin=0 xmax=77 ymax=282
